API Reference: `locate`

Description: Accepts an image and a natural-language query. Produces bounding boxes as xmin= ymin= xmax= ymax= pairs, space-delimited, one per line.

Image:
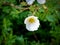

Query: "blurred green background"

xmin=0 ymin=0 xmax=60 ymax=45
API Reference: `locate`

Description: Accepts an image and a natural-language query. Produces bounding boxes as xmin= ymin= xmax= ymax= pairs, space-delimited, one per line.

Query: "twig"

xmin=3 ymin=2 xmax=29 ymax=11
xmin=33 ymin=32 xmax=38 ymax=41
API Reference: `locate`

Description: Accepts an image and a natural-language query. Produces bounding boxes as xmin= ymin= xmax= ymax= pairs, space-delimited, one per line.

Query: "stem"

xmin=33 ymin=32 xmax=38 ymax=41
xmin=42 ymin=4 xmax=48 ymax=12
xmin=42 ymin=4 xmax=48 ymax=9
xmin=3 ymin=2 xmax=29 ymax=10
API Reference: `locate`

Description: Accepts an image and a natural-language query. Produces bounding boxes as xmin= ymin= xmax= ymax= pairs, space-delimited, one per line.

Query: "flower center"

xmin=28 ymin=17 xmax=35 ymax=23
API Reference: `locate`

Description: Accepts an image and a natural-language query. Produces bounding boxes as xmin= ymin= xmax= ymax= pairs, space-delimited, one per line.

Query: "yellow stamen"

xmin=28 ymin=17 xmax=35 ymax=23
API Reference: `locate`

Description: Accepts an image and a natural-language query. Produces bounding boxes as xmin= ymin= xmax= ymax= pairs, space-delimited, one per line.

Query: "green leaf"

xmin=46 ymin=15 xmax=56 ymax=22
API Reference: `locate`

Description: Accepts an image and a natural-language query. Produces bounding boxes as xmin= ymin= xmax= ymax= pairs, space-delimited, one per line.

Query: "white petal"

xmin=24 ymin=17 xmax=28 ymax=24
xmin=26 ymin=24 xmax=39 ymax=31
xmin=26 ymin=21 xmax=40 ymax=31
xmin=37 ymin=0 xmax=46 ymax=4
xmin=26 ymin=0 xmax=35 ymax=5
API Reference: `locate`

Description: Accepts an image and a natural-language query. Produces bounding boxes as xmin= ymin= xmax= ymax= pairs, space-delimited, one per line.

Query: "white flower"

xmin=24 ymin=16 xmax=40 ymax=31
xmin=37 ymin=0 xmax=46 ymax=4
xmin=26 ymin=0 xmax=35 ymax=5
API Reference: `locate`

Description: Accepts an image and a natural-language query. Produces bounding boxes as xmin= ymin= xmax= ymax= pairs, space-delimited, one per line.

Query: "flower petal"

xmin=26 ymin=0 xmax=35 ymax=5
xmin=37 ymin=0 xmax=46 ymax=4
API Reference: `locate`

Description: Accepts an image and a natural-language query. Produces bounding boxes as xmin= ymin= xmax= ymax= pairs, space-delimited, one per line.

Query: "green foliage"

xmin=0 ymin=0 xmax=60 ymax=45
